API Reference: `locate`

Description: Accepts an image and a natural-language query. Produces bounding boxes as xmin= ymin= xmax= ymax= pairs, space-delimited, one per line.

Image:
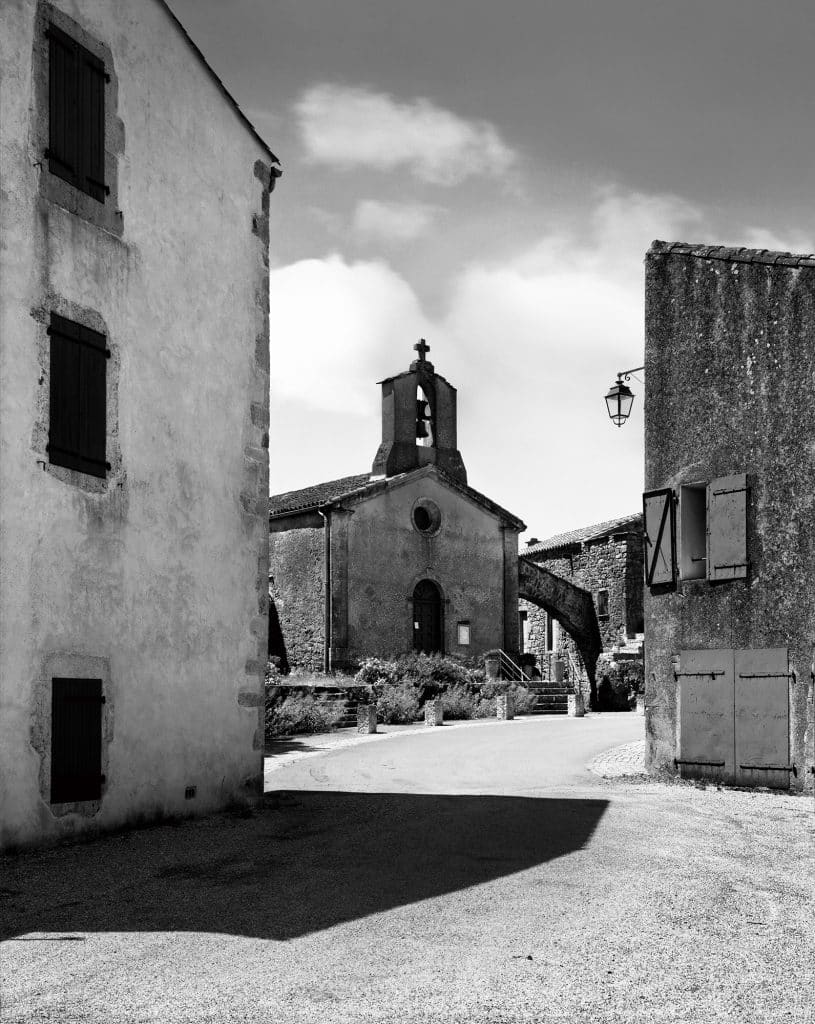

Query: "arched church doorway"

xmin=413 ymin=579 xmax=442 ymax=653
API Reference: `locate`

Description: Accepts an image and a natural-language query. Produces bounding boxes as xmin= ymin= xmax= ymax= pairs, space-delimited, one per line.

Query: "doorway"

xmin=413 ymin=579 xmax=442 ymax=653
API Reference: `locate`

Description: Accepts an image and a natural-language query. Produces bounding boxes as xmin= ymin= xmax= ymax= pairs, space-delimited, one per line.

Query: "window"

xmin=596 ymin=589 xmax=609 ymax=619
xmin=51 ymin=678 xmax=105 ymax=803
xmin=644 ymin=474 xmax=748 ymax=591
xmin=48 ymin=313 xmax=109 ymax=478
xmin=412 ymin=498 xmax=441 ymax=535
xmin=47 ymin=22 xmax=108 ymax=202
xmin=457 ymin=621 xmax=471 ymax=646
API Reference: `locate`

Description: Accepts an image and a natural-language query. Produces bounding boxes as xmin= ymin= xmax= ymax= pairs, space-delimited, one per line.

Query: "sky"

xmin=171 ymin=0 xmax=815 ymax=541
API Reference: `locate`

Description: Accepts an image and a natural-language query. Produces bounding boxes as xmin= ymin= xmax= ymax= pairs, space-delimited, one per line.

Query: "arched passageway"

xmin=518 ymin=557 xmax=602 ymax=706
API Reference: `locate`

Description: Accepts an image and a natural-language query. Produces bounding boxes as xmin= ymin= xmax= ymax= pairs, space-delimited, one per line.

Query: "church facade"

xmin=269 ymin=344 xmax=525 ymax=671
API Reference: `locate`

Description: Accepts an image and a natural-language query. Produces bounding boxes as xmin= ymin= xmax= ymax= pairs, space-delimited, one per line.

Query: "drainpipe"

xmin=318 ymin=508 xmax=331 ymax=673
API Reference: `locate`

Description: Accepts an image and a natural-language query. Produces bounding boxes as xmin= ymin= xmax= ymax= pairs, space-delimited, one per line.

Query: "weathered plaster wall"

xmin=644 ymin=243 xmax=815 ymax=791
xmin=336 ymin=474 xmax=512 ymax=667
xmin=269 ymin=525 xmax=326 ymax=672
xmin=0 ymin=0 xmax=273 ymax=848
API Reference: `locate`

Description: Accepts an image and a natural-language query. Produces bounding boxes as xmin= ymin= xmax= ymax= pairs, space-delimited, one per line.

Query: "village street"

xmin=2 ymin=714 xmax=812 ymax=1024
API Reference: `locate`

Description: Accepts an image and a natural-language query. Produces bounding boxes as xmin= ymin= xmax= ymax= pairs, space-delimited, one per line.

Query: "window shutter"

xmin=80 ymin=50 xmax=107 ymax=202
xmin=643 ymin=488 xmax=676 ymax=590
xmin=47 ymin=23 xmax=107 ymax=202
xmin=48 ymin=24 xmax=79 ymax=185
xmin=51 ymin=678 xmax=104 ymax=803
xmin=707 ymin=474 xmax=748 ymax=581
xmin=48 ymin=314 xmax=109 ymax=478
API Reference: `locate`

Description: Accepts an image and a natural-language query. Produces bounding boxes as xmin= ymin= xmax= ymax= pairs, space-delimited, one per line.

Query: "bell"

xmin=416 ymin=420 xmax=429 ymax=439
xmin=416 ymin=399 xmax=430 ymax=420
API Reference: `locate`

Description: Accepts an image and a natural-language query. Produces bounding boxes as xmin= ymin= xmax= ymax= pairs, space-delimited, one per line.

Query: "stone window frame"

xmin=411 ymin=497 xmax=442 ymax=536
xmin=30 ymin=297 xmax=122 ymax=495
xmin=457 ymin=620 xmax=471 ymax=646
xmin=32 ymin=1 xmax=125 ymax=237
xmin=596 ymin=588 xmax=610 ymax=620
xmin=30 ymin=653 xmax=114 ymax=820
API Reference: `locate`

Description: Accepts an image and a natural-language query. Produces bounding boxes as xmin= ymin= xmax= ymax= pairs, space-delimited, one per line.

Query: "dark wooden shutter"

xmin=47 ymin=23 xmax=107 ymax=202
xmin=48 ymin=24 xmax=79 ymax=186
xmin=643 ymin=488 xmax=676 ymax=590
xmin=48 ymin=314 xmax=109 ymax=478
xmin=51 ymin=678 xmax=104 ymax=803
xmin=80 ymin=49 xmax=107 ymax=202
xmin=707 ymin=474 xmax=748 ymax=581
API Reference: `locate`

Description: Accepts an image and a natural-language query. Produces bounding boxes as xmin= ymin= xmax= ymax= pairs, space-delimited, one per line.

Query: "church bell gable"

xmin=371 ymin=340 xmax=467 ymax=484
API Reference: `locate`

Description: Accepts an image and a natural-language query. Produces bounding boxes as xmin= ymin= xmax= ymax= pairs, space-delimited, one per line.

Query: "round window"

xmin=412 ymin=499 xmax=441 ymax=535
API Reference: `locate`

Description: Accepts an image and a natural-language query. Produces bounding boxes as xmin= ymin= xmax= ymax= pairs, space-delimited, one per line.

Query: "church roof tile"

xmin=269 ymin=474 xmax=372 ymax=516
xmin=269 ymin=468 xmax=525 ymax=529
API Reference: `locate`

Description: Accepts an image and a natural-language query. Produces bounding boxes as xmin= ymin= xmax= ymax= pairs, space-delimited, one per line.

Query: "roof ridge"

xmin=525 ymin=512 xmax=641 ymax=553
xmin=158 ymin=0 xmax=279 ymax=164
xmin=649 ymin=239 xmax=815 ymax=269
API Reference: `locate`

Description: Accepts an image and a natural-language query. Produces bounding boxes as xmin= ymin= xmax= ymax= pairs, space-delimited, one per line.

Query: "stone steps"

xmin=527 ymin=684 xmax=570 ymax=715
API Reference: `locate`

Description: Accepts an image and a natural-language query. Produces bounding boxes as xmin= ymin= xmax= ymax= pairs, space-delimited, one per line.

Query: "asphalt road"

xmin=2 ymin=714 xmax=812 ymax=1024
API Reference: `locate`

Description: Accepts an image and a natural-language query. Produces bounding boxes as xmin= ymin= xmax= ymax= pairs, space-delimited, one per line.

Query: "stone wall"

xmin=269 ymin=525 xmax=326 ymax=672
xmin=520 ymin=527 xmax=643 ymax=669
xmin=644 ymin=241 xmax=815 ymax=791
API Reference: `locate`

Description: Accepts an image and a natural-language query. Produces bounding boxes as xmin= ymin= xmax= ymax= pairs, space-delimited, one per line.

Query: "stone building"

xmin=269 ymin=342 xmax=525 ymax=671
xmin=643 ymin=240 xmax=815 ymax=792
xmin=0 ymin=0 xmax=279 ymax=849
xmin=519 ymin=514 xmax=643 ymax=673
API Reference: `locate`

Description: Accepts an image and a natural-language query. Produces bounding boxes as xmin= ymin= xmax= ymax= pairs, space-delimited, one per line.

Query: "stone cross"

xmin=414 ymin=338 xmax=430 ymax=362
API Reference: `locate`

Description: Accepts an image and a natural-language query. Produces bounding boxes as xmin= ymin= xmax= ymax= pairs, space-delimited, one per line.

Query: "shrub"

xmin=441 ymin=684 xmax=478 ymax=720
xmin=376 ymin=682 xmax=422 ymax=724
xmin=596 ymin=657 xmax=644 ymax=710
xmin=265 ymin=687 xmax=344 ymax=739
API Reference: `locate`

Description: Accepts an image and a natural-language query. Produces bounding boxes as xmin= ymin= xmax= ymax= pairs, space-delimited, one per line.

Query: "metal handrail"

xmin=496 ymin=650 xmax=530 ymax=682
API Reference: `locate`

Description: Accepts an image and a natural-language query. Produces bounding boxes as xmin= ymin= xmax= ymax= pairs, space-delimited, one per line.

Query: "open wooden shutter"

xmin=48 ymin=314 xmax=109 ymax=478
xmin=707 ymin=474 xmax=748 ymax=581
xmin=643 ymin=488 xmax=676 ymax=589
xmin=51 ymin=678 xmax=104 ymax=803
xmin=48 ymin=24 xmax=79 ymax=186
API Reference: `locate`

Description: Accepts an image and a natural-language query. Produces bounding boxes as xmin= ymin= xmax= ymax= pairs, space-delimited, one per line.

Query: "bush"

xmin=376 ymin=681 xmax=422 ymax=724
xmin=441 ymin=684 xmax=478 ymax=720
xmin=596 ymin=657 xmax=644 ymax=710
xmin=353 ymin=653 xmax=536 ymax=722
xmin=265 ymin=686 xmax=344 ymax=739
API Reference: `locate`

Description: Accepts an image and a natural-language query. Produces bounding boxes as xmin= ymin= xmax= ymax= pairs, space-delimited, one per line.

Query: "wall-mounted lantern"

xmin=605 ymin=366 xmax=644 ymax=427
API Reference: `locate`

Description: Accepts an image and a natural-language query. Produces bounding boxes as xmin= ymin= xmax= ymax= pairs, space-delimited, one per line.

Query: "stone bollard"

xmin=636 ymin=695 xmax=646 ymax=716
xmin=567 ymin=693 xmax=585 ymax=718
xmin=357 ymin=704 xmax=377 ymax=734
xmin=424 ymin=698 xmax=444 ymax=727
xmin=496 ymin=693 xmax=514 ymax=720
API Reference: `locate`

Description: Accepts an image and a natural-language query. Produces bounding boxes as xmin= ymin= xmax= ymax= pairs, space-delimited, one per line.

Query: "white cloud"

xmin=352 ymin=200 xmax=440 ymax=242
xmin=268 ymin=255 xmax=435 ymax=415
xmin=295 ymin=83 xmax=517 ymax=185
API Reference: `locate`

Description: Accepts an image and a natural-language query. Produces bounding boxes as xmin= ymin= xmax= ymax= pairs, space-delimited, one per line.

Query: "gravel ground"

xmin=2 ymin=716 xmax=813 ymax=1024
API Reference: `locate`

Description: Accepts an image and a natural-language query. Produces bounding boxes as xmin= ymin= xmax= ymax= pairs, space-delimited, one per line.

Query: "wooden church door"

xmin=413 ymin=579 xmax=442 ymax=653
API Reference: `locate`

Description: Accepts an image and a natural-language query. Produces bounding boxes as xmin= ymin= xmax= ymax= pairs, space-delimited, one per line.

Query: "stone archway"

xmin=518 ymin=556 xmax=602 ymax=707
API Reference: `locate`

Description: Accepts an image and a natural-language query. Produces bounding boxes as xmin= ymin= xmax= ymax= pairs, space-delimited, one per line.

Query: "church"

xmin=269 ymin=342 xmax=526 ymax=672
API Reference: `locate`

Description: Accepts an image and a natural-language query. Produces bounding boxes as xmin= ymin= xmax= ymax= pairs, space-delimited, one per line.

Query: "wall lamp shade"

xmin=605 ymin=379 xmax=635 ymax=426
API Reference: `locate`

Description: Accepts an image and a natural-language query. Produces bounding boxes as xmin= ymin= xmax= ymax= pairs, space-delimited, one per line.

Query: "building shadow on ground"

xmin=1 ymin=792 xmax=607 ymax=942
